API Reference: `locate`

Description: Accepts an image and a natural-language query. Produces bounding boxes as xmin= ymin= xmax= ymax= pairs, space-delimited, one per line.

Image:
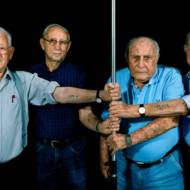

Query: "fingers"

xmin=109 ymin=101 xmax=122 ymax=114
xmin=109 ymin=117 xmax=120 ymax=132
xmin=106 ymin=134 xmax=118 ymax=154
xmin=105 ymin=83 xmax=121 ymax=101
xmin=99 ymin=118 xmax=120 ymax=135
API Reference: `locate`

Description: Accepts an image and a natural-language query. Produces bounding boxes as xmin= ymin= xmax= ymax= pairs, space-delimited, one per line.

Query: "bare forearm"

xmin=53 ymin=87 xmax=97 ymax=103
xmin=110 ymin=99 xmax=188 ymax=118
xmin=144 ymin=99 xmax=188 ymax=117
xmin=107 ymin=116 xmax=180 ymax=153
xmin=79 ymin=106 xmax=118 ymax=134
xmin=79 ymin=107 xmax=99 ymax=132
xmin=100 ymin=136 xmax=110 ymax=178
xmin=131 ymin=117 xmax=179 ymax=145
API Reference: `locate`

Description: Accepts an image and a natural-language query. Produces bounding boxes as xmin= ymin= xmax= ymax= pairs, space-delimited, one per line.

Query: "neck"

xmin=0 ymin=68 xmax=6 ymax=80
xmin=46 ymin=61 xmax=61 ymax=72
xmin=134 ymin=80 xmax=148 ymax=89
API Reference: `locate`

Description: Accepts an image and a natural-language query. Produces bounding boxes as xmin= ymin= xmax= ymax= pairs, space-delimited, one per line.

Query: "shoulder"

xmin=116 ymin=67 xmax=130 ymax=75
xmin=116 ymin=67 xmax=130 ymax=81
xmin=158 ymin=64 xmax=181 ymax=73
xmin=106 ymin=67 xmax=130 ymax=84
xmin=157 ymin=65 xmax=182 ymax=77
xmin=13 ymin=71 xmax=37 ymax=81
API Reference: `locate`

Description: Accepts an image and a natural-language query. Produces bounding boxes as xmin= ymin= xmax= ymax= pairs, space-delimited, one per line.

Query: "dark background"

xmin=1 ymin=1 xmax=190 ymax=88
xmin=1 ymin=0 xmax=190 ymax=189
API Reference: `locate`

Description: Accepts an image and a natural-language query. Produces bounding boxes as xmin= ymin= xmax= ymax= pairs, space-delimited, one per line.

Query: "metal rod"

xmin=111 ymin=0 xmax=116 ymax=172
xmin=111 ymin=0 xmax=116 ymax=84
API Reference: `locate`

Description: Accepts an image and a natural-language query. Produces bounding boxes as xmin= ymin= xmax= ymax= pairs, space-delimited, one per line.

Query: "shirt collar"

xmin=4 ymin=68 xmax=13 ymax=80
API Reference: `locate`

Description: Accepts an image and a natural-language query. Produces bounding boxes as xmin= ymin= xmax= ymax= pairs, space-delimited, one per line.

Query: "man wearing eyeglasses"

xmin=29 ymin=23 xmax=87 ymax=190
xmin=0 ymin=26 xmax=120 ymax=190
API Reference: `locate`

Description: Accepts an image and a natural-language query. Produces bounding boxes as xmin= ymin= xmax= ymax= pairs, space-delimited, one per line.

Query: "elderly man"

xmin=80 ymin=36 xmax=185 ymax=190
xmin=0 ymin=26 xmax=120 ymax=189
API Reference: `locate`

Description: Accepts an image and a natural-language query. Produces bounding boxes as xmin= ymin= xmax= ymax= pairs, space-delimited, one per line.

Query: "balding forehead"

xmin=130 ymin=38 xmax=155 ymax=48
xmin=129 ymin=38 xmax=158 ymax=55
xmin=0 ymin=33 xmax=9 ymax=43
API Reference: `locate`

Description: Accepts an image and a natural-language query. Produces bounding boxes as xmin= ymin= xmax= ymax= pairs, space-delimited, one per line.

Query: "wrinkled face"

xmin=128 ymin=38 xmax=159 ymax=86
xmin=184 ymin=39 xmax=190 ymax=66
xmin=40 ymin=27 xmax=71 ymax=63
xmin=0 ymin=33 xmax=14 ymax=74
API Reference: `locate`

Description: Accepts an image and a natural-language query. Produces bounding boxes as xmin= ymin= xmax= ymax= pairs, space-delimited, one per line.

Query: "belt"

xmin=127 ymin=145 xmax=177 ymax=169
xmin=38 ymin=138 xmax=72 ymax=149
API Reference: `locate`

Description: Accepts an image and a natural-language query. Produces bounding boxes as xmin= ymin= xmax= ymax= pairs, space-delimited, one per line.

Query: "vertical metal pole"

xmin=111 ymin=0 xmax=117 ymax=181
xmin=111 ymin=0 xmax=116 ymax=84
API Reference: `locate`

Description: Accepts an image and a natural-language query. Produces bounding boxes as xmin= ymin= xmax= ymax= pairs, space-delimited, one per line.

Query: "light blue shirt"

xmin=181 ymin=71 xmax=190 ymax=146
xmin=0 ymin=69 xmax=59 ymax=163
xmin=102 ymin=65 xmax=184 ymax=162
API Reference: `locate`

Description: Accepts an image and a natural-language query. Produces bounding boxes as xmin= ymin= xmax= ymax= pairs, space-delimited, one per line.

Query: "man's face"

xmin=0 ymin=33 xmax=14 ymax=74
xmin=128 ymin=38 xmax=158 ymax=86
xmin=184 ymin=39 xmax=190 ymax=66
xmin=40 ymin=27 xmax=71 ymax=63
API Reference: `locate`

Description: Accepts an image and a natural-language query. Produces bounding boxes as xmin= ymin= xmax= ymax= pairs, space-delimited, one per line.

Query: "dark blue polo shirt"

xmin=30 ymin=62 xmax=87 ymax=140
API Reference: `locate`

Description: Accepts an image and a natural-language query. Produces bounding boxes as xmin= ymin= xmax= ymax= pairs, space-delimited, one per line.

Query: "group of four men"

xmin=0 ymin=24 xmax=190 ymax=190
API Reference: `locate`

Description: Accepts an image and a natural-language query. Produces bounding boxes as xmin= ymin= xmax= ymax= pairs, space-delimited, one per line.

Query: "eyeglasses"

xmin=43 ymin=38 xmax=70 ymax=46
xmin=0 ymin=47 xmax=9 ymax=54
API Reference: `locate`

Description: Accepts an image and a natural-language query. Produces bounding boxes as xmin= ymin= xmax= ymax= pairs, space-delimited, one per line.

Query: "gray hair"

xmin=42 ymin=23 xmax=70 ymax=41
xmin=0 ymin=27 xmax=12 ymax=47
xmin=125 ymin=36 xmax=160 ymax=59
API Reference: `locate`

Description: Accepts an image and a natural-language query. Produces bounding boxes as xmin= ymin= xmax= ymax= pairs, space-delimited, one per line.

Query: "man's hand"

xmin=98 ymin=117 xmax=120 ymax=135
xmin=106 ymin=133 xmax=131 ymax=155
xmin=79 ymin=106 xmax=119 ymax=135
xmin=100 ymin=83 xmax=121 ymax=101
xmin=109 ymin=101 xmax=139 ymax=118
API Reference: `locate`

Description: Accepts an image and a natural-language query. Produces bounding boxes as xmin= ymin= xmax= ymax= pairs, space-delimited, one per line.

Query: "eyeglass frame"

xmin=43 ymin=38 xmax=71 ymax=46
xmin=0 ymin=46 xmax=11 ymax=54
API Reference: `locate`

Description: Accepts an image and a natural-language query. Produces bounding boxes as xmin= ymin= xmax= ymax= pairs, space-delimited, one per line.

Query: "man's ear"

xmin=40 ymin=38 xmax=45 ymax=50
xmin=8 ymin=47 xmax=15 ymax=60
xmin=66 ymin=41 xmax=72 ymax=53
xmin=184 ymin=44 xmax=188 ymax=53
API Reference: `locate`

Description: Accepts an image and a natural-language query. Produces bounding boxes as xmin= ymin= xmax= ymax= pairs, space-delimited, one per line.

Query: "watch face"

xmin=96 ymin=98 xmax=102 ymax=103
xmin=139 ymin=107 xmax=145 ymax=114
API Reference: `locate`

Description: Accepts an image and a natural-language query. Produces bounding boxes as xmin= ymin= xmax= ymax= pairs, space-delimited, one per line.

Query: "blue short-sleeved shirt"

xmin=181 ymin=71 xmax=190 ymax=146
xmin=102 ymin=65 xmax=184 ymax=162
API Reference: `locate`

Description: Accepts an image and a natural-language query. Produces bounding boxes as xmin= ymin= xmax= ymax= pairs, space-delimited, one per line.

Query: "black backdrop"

xmin=1 ymin=0 xmax=190 ymax=88
xmin=1 ymin=0 xmax=190 ymax=189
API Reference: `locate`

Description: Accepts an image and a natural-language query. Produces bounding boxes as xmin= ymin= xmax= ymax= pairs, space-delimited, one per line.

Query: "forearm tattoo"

xmin=154 ymin=104 xmax=170 ymax=111
xmin=131 ymin=117 xmax=178 ymax=145
xmin=152 ymin=100 xmax=188 ymax=116
xmin=68 ymin=94 xmax=79 ymax=102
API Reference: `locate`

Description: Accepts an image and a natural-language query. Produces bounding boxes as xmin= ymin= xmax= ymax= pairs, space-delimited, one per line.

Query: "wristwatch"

xmin=96 ymin=90 xmax=102 ymax=103
xmin=138 ymin=104 xmax=145 ymax=116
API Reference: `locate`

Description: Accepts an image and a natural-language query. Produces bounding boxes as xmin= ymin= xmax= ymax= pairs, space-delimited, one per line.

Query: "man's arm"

xmin=79 ymin=106 xmax=120 ymax=134
xmin=100 ymin=136 xmax=110 ymax=178
xmin=79 ymin=106 xmax=117 ymax=178
xmin=79 ymin=106 xmax=119 ymax=178
xmin=109 ymin=99 xmax=188 ymax=118
xmin=107 ymin=116 xmax=179 ymax=154
xmin=53 ymin=83 xmax=120 ymax=104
